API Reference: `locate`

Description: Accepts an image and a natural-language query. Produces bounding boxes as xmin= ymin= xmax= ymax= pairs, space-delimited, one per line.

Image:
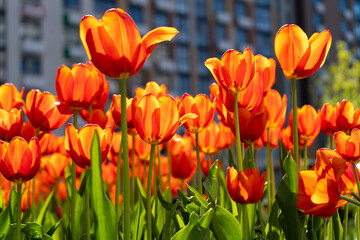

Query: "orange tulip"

xmin=334 ymin=128 xmax=360 ymax=162
xmin=335 ymin=100 xmax=357 ymax=133
xmin=133 ymin=134 xmax=152 ymax=162
xmin=132 ymin=94 xmax=196 ymax=145
xmin=171 ymin=149 xmax=198 ymax=180
xmin=111 ymin=95 xmax=135 ymax=132
xmin=39 ymin=132 xmax=67 ymax=155
xmin=196 ymin=121 xmax=225 ymax=155
xmin=254 ymin=54 xmax=276 ymax=94
xmin=0 ymin=137 xmax=41 ymax=183
xmin=168 ymin=134 xmax=193 ymax=156
xmin=205 ymin=48 xmax=256 ymax=93
xmin=226 ymin=167 xmax=266 ymax=204
xmin=256 ymin=127 xmax=282 ymax=150
xmin=79 ymin=109 xmax=109 ymax=129
xmin=0 ymin=83 xmax=24 ymax=111
xmin=19 ymin=121 xmax=37 ymax=142
xmin=56 ymin=62 xmax=105 ymax=110
xmin=0 ymin=108 xmax=23 ymax=141
xmin=42 ymin=153 xmax=69 ymax=183
xmin=135 ymin=81 xmax=168 ymax=98
xmin=264 ymin=89 xmax=287 ymax=130
xmin=280 ymin=126 xmax=294 ymax=151
xmin=24 ymin=90 xmax=72 ymax=132
xmin=107 ymin=131 xmax=133 ymax=164
xmin=320 ymin=103 xmax=337 ymax=136
xmin=289 ymin=105 xmax=321 ymax=147
xmin=274 ymin=24 xmax=332 ymax=79
xmin=65 ymin=124 xmax=113 ymax=169
xmin=102 ymin=162 xmax=117 ymax=186
xmin=79 ymin=8 xmax=178 ymax=79
xmin=179 ymin=93 xmax=216 ymax=133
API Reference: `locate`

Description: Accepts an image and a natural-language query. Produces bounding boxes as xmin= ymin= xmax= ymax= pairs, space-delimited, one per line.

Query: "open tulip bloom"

xmin=2 ymin=7 xmax=360 ymax=240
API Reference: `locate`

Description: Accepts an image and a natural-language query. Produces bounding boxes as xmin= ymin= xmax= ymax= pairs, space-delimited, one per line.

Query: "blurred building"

xmin=0 ymin=0 xmax=295 ymax=97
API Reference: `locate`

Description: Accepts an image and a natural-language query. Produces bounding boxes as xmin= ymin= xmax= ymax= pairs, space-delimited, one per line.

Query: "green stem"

xmin=85 ymin=170 xmax=91 ymax=240
xmin=249 ymin=143 xmax=255 ymax=167
xmin=257 ymin=201 xmax=265 ymax=237
xmin=15 ymin=183 xmax=22 ymax=240
xmin=352 ymin=162 xmax=360 ymax=197
xmin=131 ymin=135 xmax=135 ymax=208
xmin=329 ymin=135 xmax=334 ymax=149
xmin=120 ymin=78 xmax=130 ymax=240
xmin=115 ymin=139 xmax=122 ymax=238
xmin=357 ymin=207 xmax=360 ymax=240
xmin=343 ymin=204 xmax=349 ymax=240
xmin=236 ymin=203 xmax=241 ymax=224
xmin=147 ymin=144 xmax=156 ymax=240
xmin=166 ymin=142 xmax=172 ymax=201
xmin=269 ymin=148 xmax=275 ymax=209
xmin=195 ymin=132 xmax=203 ymax=195
xmin=143 ymin=160 xmax=147 ymax=186
xmin=323 ymin=218 xmax=326 ymax=240
xmin=157 ymin=145 xmax=162 ymax=191
xmin=291 ymin=78 xmax=299 ymax=170
xmin=266 ymin=129 xmax=272 ymax=214
xmin=71 ymin=110 xmax=78 ymax=240
xmin=234 ymin=92 xmax=243 ymax=171
xmin=340 ymin=195 xmax=360 ymax=207
xmin=332 ymin=210 xmax=343 ymax=240
xmin=303 ymin=140 xmax=308 ymax=170
xmin=31 ymin=129 xmax=40 ymax=215
xmin=242 ymin=204 xmax=249 ymax=240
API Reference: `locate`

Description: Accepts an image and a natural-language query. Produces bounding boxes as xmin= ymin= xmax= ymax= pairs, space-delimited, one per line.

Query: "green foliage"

xmin=318 ymin=41 xmax=360 ymax=106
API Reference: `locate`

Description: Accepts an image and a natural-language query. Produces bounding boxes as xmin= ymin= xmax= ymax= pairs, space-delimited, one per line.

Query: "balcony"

xmin=216 ymin=11 xmax=232 ymax=24
xmin=22 ymin=39 xmax=45 ymax=54
xmin=237 ymin=16 xmax=253 ymax=29
xmin=22 ymin=3 xmax=46 ymax=20
xmin=217 ymin=40 xmax=234 ymax=52
xmin=155 ymin=0 xmax=174 ymax=12
xmin=314 ymin=2 xmax=326 ymax=14
xmin=64 ymin=11 xmax=83 ymax=27
xmin=157 ymin=58 xmax=176 ymax=73
xmin=23 ymin=74 xmax=45 ymax=90
xmin=64 ymin=45 xmax=85 ymax=59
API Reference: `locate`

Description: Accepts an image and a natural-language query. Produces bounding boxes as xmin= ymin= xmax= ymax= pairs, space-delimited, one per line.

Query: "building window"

xmin=197 ymin=47 xmax=209 ymax=75
xmin=178 ymin=74 xmax=190 ymax=95
xmin=22 ymin=55 xmax=41 ymax=74
xmin=215 ymin=23 xmax=226 ymax=41
xmin=214 ymin=0 xmax=225 ymax=13
xmin=236 ymin=28 xmax=248 ymax=44
xmin=354 ymin=2 xmax=360 ymax=20
xmin=197 ymin=20 xmax=208 ymax=46
xmin=154 ymin=11 xmax=168 ymax=27
xmin=129 ymin=5 xmax=143 ymax=24
xmin=256 ymin=32 xmax=272 ymax=57
xmin=341 ymin=20 xmax=350 ymax=35
xmin=63 ymin=0 xmax=79 ymax=9
xmin=174 ymin=15 xmax=188 ymax=43
xmin=256 ymin=0 xmax=270 ymax=6
xmin=175 ymin=0 xmax=187 ymax=13
xmin=312 ymin=12 xmax=323 ymax=28
xmin=339 ymin=0 xmax=348 ymax=11
xmin=21 ymin=20 xmax=42 ymax=40
xmin=199 ymin=76 xmax=210 ymax=95
xmin=195 ymin=0 xmax=206 ymax=18
xmin=235 ymin=2 xmax=246 ymax=16
xmin=255 ymin=6 xmax=271 ymax=31
xmin=355 ymin=24 xmax=360 ymax=40
xmin=94 ymin=0 xmax=115 ymax=14
xmin=176 ymin=45 xmax=189 ymax=73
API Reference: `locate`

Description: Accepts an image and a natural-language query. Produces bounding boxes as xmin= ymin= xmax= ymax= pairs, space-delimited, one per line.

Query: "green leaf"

xmin=0 ymin=207 xmax=10 ymax=237
xmin=332 ymin=210 xmax=343 ymax=240
xmin=210 ymin=206 xmax=241 ymax=239
xmin=171 ymin=212 xmax=199 ymax=240
xmin=9 ymin=187 xmax=16 ymax=223
xmin=266 ymin=200 xmax=280 ymax=240
xmin=275 ymin=154 xmax=305 ymax=240
xmin=46 ymin=219 xmax=62 ymax=237
xmin=90 ymin=131 xmax=116 ymax=239
xmin=186 ymin=184 xmax=208 ymax=209
xmin=278 ymin=139 xmax=287 ymax=176
xmin=157 ymin=188 xmax=173 ymax=211
xmin=131 ymin=200 xmax=146 ymax=240
xmin=197 ymin=208 xmax=214 ymax=230
xmin=36 ymin=191 xmax=54 ymax=225
xmin=227 ymin=148 xmax=236 ymax=169
xmin=246 ymin=203 xmax=256 ymax=237
xmin=177 ymin=190 xmax=190 ymax=205
xmin=243 ymin=149 xmax=255 ymax=169
xmin=11 ymin=222 xmax=44 ymax=239
xmin=136 ymin=178 xmax=146 ymax=199
xmin=160 ymin=201 xmax=179 ymax=240
xmin=203 ymin=161 xmax=219 ymax=205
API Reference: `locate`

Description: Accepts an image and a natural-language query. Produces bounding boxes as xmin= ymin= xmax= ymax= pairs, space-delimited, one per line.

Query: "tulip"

xmin=226 ymin=167 xmax=266 ymax=204
xmin=205 ymin=48 xmax=256 ymax=93
xmin=24 ymin=90 xmax=72 ymax=132
xmin=0 ymin=83 xmax=24 ymax=111
xmin=42 ymin=153 xmax=70 ymax=183
xmin=264 ymin=90 xmax=287 ymax=130
xmin=274 ymin=24 xmax=332 ymax=80
xmin=280 ymin=126 xmax=294 ymax=152
xmin=0 ymin=108 xmax=23 ymax=141
xmin=135 ymin=81 xmax=168 ymax=98
xmin=335 ymin=100 xmax=357 ymax=133
xmin=196 ymin=121 xmax=223 ymax=155
xmin=334 ymin=128 xmax=360 ymax=162
xmin=79 ymin=8 xmax=178 ymax=79
xmin=254 ymin=54 xmax=276 ymax=94
xmin=19 ymin=121 xmax=37 ymax=142
xmin=111 ymin=95 xmax=136 ymax=133
xmin=171 ymin=150 xmax=198 ymax=180
xmin=132 ymin=94 xmax=196 ymax=145
xmin=179 ymin=93 xmax=216 ymax=133
xmin=0 ymin=137 xmax=41 ymax=183
xmin=65 ymin=124 xmax=113 ymax=169
xmin=320 ymin=103 xmax=337 ymax=136
xmin=56 ymin=62 xmax=105 ymax=110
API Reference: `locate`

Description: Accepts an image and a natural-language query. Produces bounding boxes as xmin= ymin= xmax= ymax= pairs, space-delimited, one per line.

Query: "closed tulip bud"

xmin=0 ymin=108 xmax=23 ymax=141
xmin=0 ymin=83 xmax=24 ymax=111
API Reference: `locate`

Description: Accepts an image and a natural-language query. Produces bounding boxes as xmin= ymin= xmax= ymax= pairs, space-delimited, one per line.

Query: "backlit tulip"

xmin=196 ymin=121 xmax=223 ymax=155
xmin=39 ymin=132 xmax=66 ymax=155
xmin=19 ymin=121 xmax=37 ymax=142
xmin=171 ymin=150 xmax=198 ymax=180
xmin=24 ymin=90 xmax=72 ymax=132
xmin=205 ymin=48 xmax=256 ymax=93
xmin=254 ymin=54 xmax=276 ymax=94
xmin=56 ymin=62 xmax=105 ymax=110
xmin=65 ymin=124 xmax=113 ymax=169
xmin=179 ymin=93 xmax=216 ymax=133
xmin=80 ymin=8 xmax=178 ymax=79
xmin=0 ymin=83 xmax=24 ymax=111
xmin=0 ymin=108 xmax=23 ymax=141
xmin=135 ymin=81 xmax=168 ymax=98
xmin=334 ymin=128 xmax=360 ymax=162
xmin=256 ymin=127 xmax=282 ymax=150
xmin=111 ymin=95 xmax=135 ymax=132
xmin=280 ymin=126 xmax=294 ymax=152
xmin=42 ymin=153 xmax=69 ymax=183
xmin=0 ymin=137 xmax=41 ymax=183
xmin=335 ymin=100 xmax=357 ymax=133
xmin=264 ymin=90 xmax=287 ymax=130
xmin=320 ymin=103 xmax=337 ymax=136
xmin=274 ymin=24 xmax=332 ymax=79
xmin=107 ymin=131 xmax=133 ymax=164
xmin=226 ymin=167 xmax=266 ymax=204
xmin=132 ymin=94 xmax=196 ymax=145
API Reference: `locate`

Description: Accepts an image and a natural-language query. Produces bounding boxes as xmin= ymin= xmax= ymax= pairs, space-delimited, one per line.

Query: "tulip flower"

xmin=254 ymin=54 xmax=276 ymax=94
xmin=56 ymin=62 xmax=105 ymax=110
xmin=19 ymin=121 xmax=37 ymax=142
xmin=226 ymin=167 xmax=266 ymax=204
xmin=179 ymin=93 xmax=216 ymax=133
xmin=334 ymin=128 xmax=360 ymax=162
xmin=280 ymin=126 xmax=294 ymax=152
xmin=196 ymin=121 xmax=224 ymax=155
xmin=171 ymin=150 xmax=198 ymax=180
xmin=39 ymin=132 xmax=67 ymax=155
xmin=42 ymin=153 xmax=70 ymax=183
xmin=264 ymin=90 xmax=287 ymax=130
xmin=79 ymin=8 xmax=178 ymax=79
xmin=132 ymin=94 xmax=196 ymax=145
xmin=320 ymin=103 xmax=337 ymax=136
xmin=135 ymin=81 xmax=168 ymax=98
xmin=111 ymin=95 xmax=136 ymax=132
xmin=65 ymin=124 xmax=113 ymax=169
xmin=205 ymin=48 xmax=256 ymax=93
xmin=274 ymin=24 xmax=332 ymax=80
xmin=256 ymin=127 xmax=282 ymax=150
xmin=24 ymin=90 xmax=72 ymax=132
xmin=335 ymin=100 xmax=357 ymax=133
xmin=0 ymin=83 xmax=24 ymax=111
xmin=0 ymin=137 xmax=41 ymax=183
xmin=0 ymin=108 xmax=23 ymax=141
